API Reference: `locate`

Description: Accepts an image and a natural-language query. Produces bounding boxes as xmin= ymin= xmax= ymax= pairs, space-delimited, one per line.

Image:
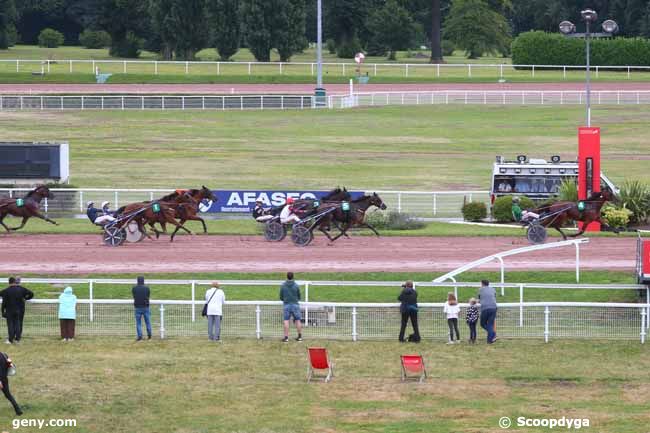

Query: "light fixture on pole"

xmin=558 ymin=11 xmax=618 ymax=127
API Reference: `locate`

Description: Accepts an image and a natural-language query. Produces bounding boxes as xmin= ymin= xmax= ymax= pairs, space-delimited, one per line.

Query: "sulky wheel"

xmin=103 ymin=226 xmax=127 ymax=246
xmin=526 ymin=223 xmax=547 ymax=245
xmin=264 ymin=221 xmax=286 ymax=242
xmin=291 ymin=225 xmax=314 ymax=247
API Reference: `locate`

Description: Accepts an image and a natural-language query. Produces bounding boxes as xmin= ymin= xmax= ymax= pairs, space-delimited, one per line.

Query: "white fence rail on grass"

xmin=3 ymin=92 xmax=650 ymax=112
xmin=330 ymin=91 xmax=650 ymax=109
xmin=17 ymin=299 xmax=650 ymax=343
xmin=9 ymin=279 xmax=650 ymax=336
xmin=0 ymin=188 xmax=490 ymax=218
xmin=4 ymin=59 xmax=650 ymax=79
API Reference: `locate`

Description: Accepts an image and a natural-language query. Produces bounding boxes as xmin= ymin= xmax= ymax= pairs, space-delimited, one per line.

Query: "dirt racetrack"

xmin=0 ymin=234 xmax=635 ymax=275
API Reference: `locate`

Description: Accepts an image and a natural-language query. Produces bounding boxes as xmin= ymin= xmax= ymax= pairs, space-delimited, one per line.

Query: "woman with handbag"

xmin=398 ymin=281 xmax=420 ymax=343
xmin=0 ymin=352 xmax=22 ymax=416
xmin=203 ymin=282 xmax=225 ymax=342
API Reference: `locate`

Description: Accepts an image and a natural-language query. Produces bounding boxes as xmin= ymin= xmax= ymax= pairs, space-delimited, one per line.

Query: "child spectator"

xmin=466 ymin=298 xmax=479 ymax=344
xmin=443 ymin=292 xmax=460 ymax=344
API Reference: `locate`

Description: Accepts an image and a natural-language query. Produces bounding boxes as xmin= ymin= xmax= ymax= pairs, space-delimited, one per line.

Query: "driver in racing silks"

xmin=86 ymin=201 xmax=116 ymax=225
xmin=512 ymin=197 xmax=540 ymax=222
xmin=101 ymin=201 xmax=116 ymax=217
xmin=280 ymin=197 xmax=301 ymax=224
xmin=252 ymin=199 xmax=274 ymax=222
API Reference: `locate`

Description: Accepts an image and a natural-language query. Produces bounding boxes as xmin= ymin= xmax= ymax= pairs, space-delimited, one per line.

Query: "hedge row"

xmin=511 ymin=31 xmax=650 ymax=68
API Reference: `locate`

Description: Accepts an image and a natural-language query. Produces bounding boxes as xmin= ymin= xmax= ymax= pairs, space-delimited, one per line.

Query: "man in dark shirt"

xmin=0 ymin=352 xmax=22 ymax=415
xmin=0 ymin=277 xmax=34 ymax=344
xmin=132 ymin=276 xmax=152 ymax=341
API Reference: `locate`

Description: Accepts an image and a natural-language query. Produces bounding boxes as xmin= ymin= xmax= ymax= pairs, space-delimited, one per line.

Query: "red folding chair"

xmin=307 ymin=347 xmax=334 ymax=382
xmin=401 ymin=354 xmax=427 ymax=383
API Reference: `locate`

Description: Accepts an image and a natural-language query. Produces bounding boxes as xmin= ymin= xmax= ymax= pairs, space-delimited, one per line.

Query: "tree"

xmin=100 ymin=0 xmax=148 ymax=57
xmin=368 ymin=0 xmax=415 ymax=60
xmin=168 ymin=0 xmax=209 ymax=60
xmin=275 ymin=0 xmax=307 ymax=61
xmin=38 ymin=27 xmax=64 ymax=47
xmin=326 ymin=0 xmax=366 ymax=57
xmin=208 ymin=0 xmax=240 ymax=61
xmin=149 ymin=0 xmax=176 ymax=60
xmin=0 ymin=0 xmax=17 ymax=49
xmin=241 ymin=0 xmax=273 ymax=61
xmin=430 ymin=0 xmax=443 ymax=62
xmin=443 ymin=0 xmax=511 ymax=58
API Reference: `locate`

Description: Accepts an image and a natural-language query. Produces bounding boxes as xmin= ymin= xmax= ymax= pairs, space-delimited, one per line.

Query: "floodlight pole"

xmin=585 ymin=19 xmax=592 ymax=127
xmin=316 ymin=0 xmax=323 ymax=88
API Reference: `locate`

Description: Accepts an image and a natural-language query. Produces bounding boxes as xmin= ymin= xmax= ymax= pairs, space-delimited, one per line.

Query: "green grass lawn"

xmin=1 ymin=338 xmax=649 ymax=433
xmin=1 ymin=45 xmax=649 ymax=83
xmin=16 ymin=270 xmax=641 ymax=303
xmin=1 ymin=105 xmax=648 ymax=190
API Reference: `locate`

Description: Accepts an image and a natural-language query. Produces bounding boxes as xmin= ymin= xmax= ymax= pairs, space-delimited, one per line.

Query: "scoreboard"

xmin=0 ymin=142 xmax=69 ymax=183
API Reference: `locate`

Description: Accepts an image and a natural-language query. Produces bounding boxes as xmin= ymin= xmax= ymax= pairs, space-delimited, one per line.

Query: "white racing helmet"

xmin=101 ymin=201 xmax=110 ymax=208
xmin=86 ymin=201 xmax=94 ymax=207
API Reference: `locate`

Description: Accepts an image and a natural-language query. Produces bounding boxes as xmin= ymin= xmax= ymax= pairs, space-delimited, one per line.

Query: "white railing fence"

xmin=4 ymin=59 xmax=650 ymax=79
xmin=18 ymin=299 xmax=649 ymax=343
xmin=330 ymin=91 xmax=650 ymax=109
xmin=0 ymin=188 xmax=490 ymax=218
xmin=9 ymin=278 xmax=650 ymax=335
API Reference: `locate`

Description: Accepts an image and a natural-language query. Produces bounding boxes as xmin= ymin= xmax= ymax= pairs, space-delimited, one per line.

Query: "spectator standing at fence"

xmin=478 ymin=280 xmax=498 ymax=344
xmin=0 ymin=352 xmax=22 ymax=415
xmin=279 ymin=272 xmax=302 ymax=342
xmin=0 ymin=277 xmax=34 ymax=345
xmin=58 ymin=286 xmax=77 ymax=342
xmin=398 ymin=281 xmax=420 ymax=343
xmin=132 ymin=276 xmax=152 ymax=341
xmin=205 ymin=282 xmax=225 ymax=342
xmin=444 ymin=292 xmax=461 ymax=344
xmin=466 ymin=298 xmax=479 ymax=344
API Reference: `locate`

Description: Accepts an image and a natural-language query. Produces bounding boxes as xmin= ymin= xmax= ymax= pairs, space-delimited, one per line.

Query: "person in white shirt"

xmin=205 ymin=282 xmax=225 ymax=341
xmin=280 ymin=197 xmax=301 ymax=224
xmin=443 ymin=292 xmax=461 ymax=344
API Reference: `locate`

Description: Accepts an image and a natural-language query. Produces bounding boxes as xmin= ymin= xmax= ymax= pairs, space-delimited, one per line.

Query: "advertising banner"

xmin=200 ymin=190 xmax=365 ymax=213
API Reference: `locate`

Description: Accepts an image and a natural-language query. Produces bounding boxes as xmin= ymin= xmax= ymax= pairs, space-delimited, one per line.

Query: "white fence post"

xmin=575 ymin=242 xmax=581 ymax=283
xmin=519 ymin=284 xmax=524 ymax=327
xmin=397 ymin=193 xmax=402 ymax=213
xmin=646 ymin=287 xmax=649 ymax=330
xmin=159 ymin=304 xmax=165 ymax=339
xmin=255 ymin=305 xmax=262 ymax=339
xmin=641 ymin=307 xmax=647 ymax=344
xmin=248 ymin=62 xmax=251 ymax=75
xmin=352 ymin=307 xmax=358 ymax=341
xmin=89 ymin=280 xmax=94 ymax=322
xmin=191 ymin=281 xmax=196 ymax=322
xmin=433 ymin=193 xmax=437 ymax=216
xmin=544 ymin=306 xmax=550 ymax=343
xmin=79 ymin=191 xmax=84 ymax=213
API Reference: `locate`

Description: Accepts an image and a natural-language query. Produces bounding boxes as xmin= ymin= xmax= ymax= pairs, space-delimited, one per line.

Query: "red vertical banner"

xmin=643 ymin=241 xmax=650 ymax=277
xmin=578 ymin=127 xmax=601 ymax=231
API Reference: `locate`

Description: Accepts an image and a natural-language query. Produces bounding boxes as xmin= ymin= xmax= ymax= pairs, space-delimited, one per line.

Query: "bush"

xmin=441 ymin=40 xmax=455 ymax=56
xmin=336 ymin=36 xmax=362 ymax=59
xmin=492 ymin=195 xmax=535 ymax=223
xmin=79 ymin=29 xmax=111 ymax=49
xmin=602 ymin=204 xmax=633 ymax=229
xmin=619 ymin=180 xmax=650 ymax=224
xmin=461 ymin=201 xmax=487 ymax=222
xmin=365 ymin=211 xmax=426 ymax=230
xmin=558 ymin=178 xmax=578 ymax=202
xmin=326 ymin=39 xmax=336 ymax=54
xmin=109 ymin=32 xmax=142 ymax=58
xmin=38 ymin=28 xmax=64 ymax=48
xmin=511 ymin=31 xmax=650 ymax=68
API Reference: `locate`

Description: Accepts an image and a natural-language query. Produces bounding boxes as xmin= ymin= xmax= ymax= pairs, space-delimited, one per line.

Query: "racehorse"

xmin=534 ymin=189 xmax=614 ymax=240
xmin=157 ymin=186 xmax=217 ymax=239
xmin=316 ymin=193 xmax=387 ymax=242
xmin=114 ymin=200 xmax=191 ymax=242
xmin=0 ymin=185 xmax=58 ymax=232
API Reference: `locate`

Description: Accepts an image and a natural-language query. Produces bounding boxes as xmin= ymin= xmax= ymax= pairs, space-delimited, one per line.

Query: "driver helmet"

xmin=286 ymin=197 xmax=295 ymax=205
xmin=101 ymin=201 xmax=110 ymax=208
xmin=512 ymin=196 xmax=520 ymax=203
xmin=86 ymin=201 xmax=94 ymax=207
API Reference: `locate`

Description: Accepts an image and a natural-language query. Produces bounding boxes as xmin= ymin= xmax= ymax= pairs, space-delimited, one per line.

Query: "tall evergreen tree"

xmin=208 ymin=0 xmax=240 ymax=61
xmin=0 ymin=0 xmax=17 ymax=49
xmin=241 ymin=0 xmax=273 ymax=61
xmin=275 ymin=0 xmax=307 ymax=61
xmin=368 ymin=0 xmax=415 ymax=60
xmin=149 ymin=0 xmax=176 ymax=60
xmin=100 ymin=0 xmax=148 ymax=57
xmin=168 ymin=0 xmax=209 ymax=60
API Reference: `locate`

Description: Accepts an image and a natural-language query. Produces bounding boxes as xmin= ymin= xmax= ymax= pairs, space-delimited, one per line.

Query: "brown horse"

xmin=316 ymin=193 xmax=387 ymax=242
xmin=534 ymin=189 xmax=614 ymax=240
xmin=0 ymin=185 xmax=58 ymax=232
xmin=114 ymin=200 xmax=192 ymax=242
xmin=157 ymin=186 xmax=217 ymax=239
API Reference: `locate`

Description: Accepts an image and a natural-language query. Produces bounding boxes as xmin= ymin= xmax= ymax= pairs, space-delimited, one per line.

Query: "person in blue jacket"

xmin=58 ymin=287 xmax=77 ymax=342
